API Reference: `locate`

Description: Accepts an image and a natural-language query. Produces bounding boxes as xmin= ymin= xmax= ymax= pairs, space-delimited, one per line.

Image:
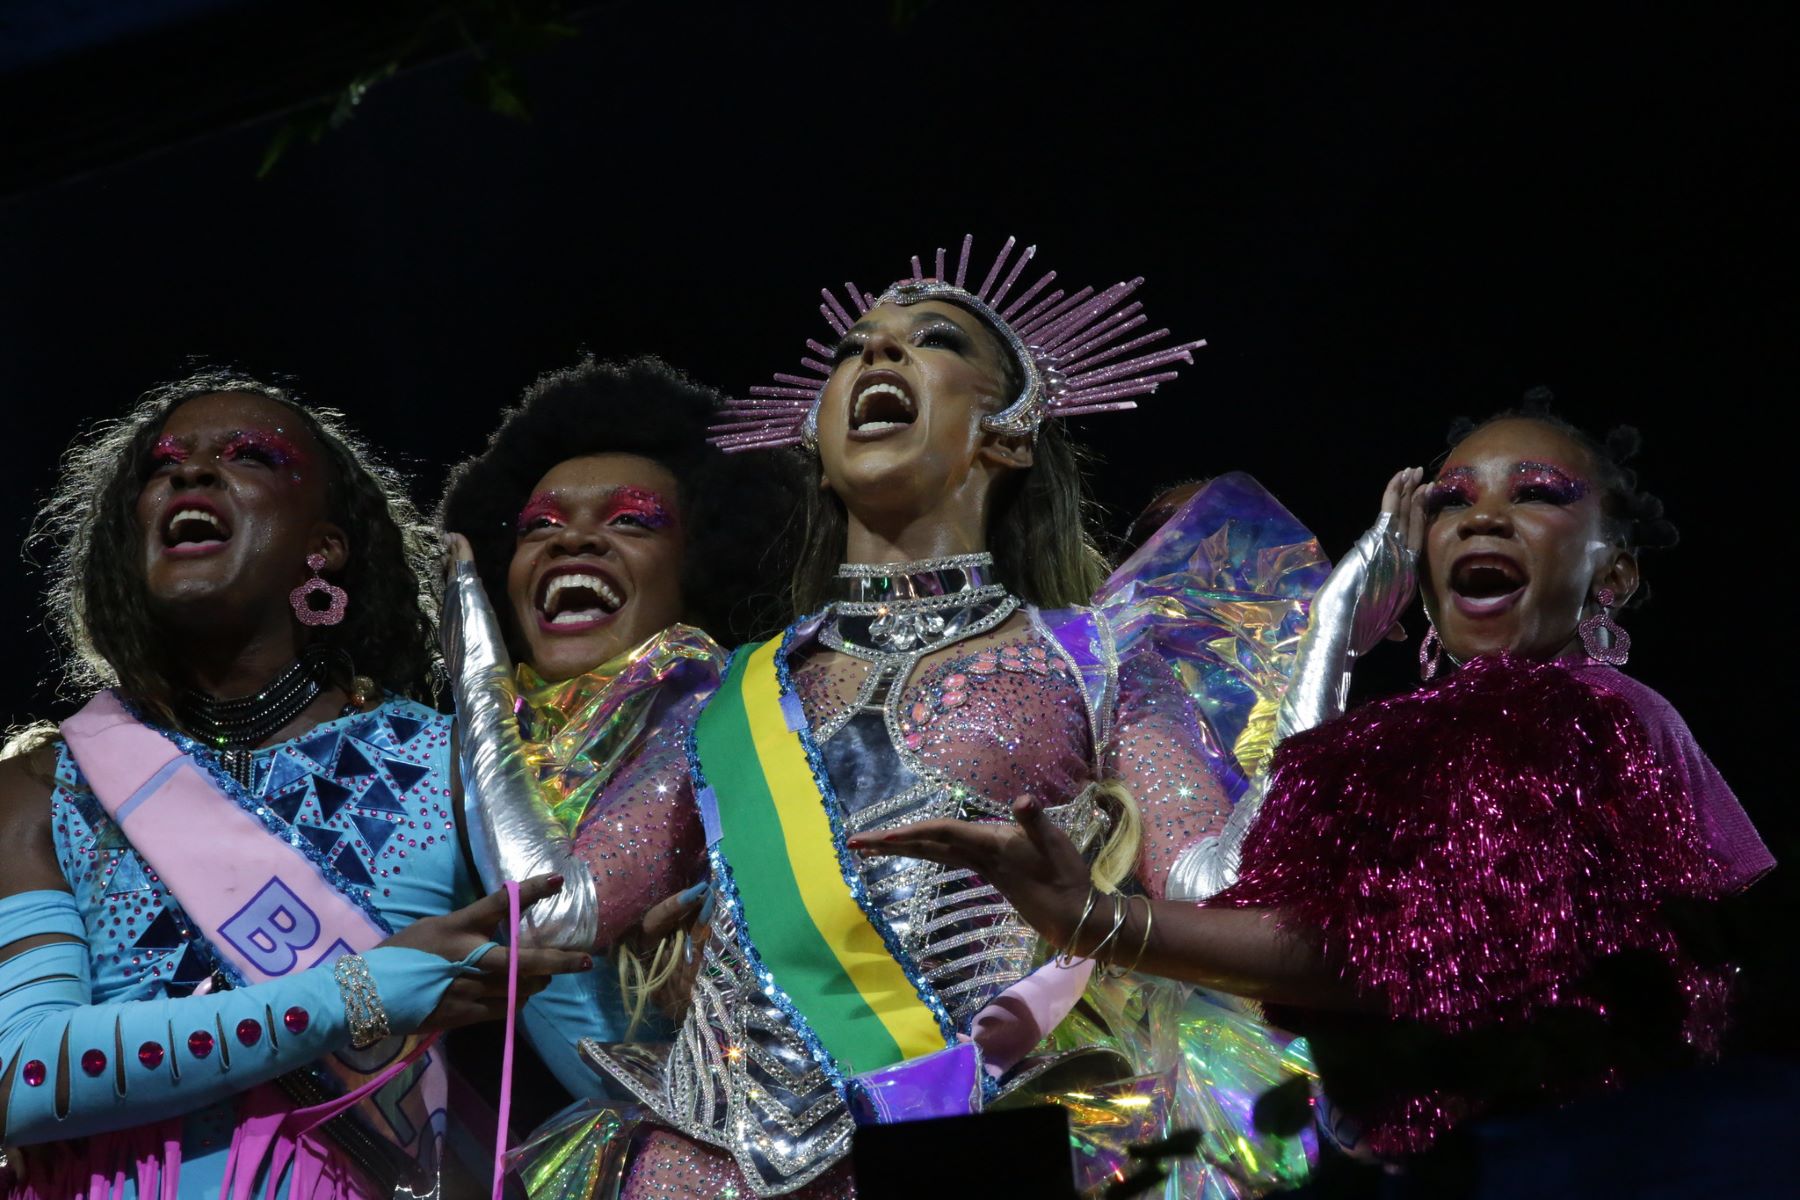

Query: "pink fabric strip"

xmin=492 ymin=881 xmax=522 ymax=1200
xmin=61 ymin=692 xmax=389 ymax=983
xmin=967 ymin=957 xmax=1094 ymax=1077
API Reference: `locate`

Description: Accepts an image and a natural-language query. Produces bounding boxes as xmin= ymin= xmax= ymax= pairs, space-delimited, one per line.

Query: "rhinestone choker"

xmin=831 ymin=553 xmax=1013 ymax=655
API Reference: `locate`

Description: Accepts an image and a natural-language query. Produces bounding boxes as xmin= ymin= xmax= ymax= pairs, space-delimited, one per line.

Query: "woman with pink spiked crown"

xmin=450 ymin=237 xmax=1335 ymax=1198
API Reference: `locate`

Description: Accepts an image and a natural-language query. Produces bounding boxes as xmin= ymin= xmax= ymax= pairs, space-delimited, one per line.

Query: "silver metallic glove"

xmin=445 ymin=560 xmax=600 ymax=950
xmin=1167 ymin=513 xmax=1418 ymax=901
xmin=1274 ymin=510 xmax=1418 ymax=742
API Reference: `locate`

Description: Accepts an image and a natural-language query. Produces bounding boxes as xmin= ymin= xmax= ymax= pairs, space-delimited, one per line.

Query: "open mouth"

xmin=161 ymin=502 xmax=233 ymax=552
xmin=848 ymin=371 xmax=918 ymax=438
xmin=1448 ymin=553 xmax=1526 ymax=615
xmin=535 ymin=566 xmax=625 ymax=631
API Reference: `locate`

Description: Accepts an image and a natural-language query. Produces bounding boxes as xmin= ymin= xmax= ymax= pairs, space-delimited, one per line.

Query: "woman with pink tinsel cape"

xmin=862 ymin=402 xmax=1773 ymax=1166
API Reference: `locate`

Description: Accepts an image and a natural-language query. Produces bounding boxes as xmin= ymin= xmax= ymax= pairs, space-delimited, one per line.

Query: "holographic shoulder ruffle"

xmin=1094 ymin=471 xmax=1328 ymax=795
xmin=513 ymin=623 xmax=724 ymax=834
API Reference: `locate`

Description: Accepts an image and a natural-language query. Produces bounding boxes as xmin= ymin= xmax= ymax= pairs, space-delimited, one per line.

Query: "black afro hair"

xmin=438 ymin=355 xmax=802 ymax=654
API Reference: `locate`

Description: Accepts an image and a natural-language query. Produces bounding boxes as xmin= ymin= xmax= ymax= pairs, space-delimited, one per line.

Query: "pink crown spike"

xmin=1001 ymin=269 xmax=1057 ymax=321
xmin=988 ymin=244 xmax=1037 ymax=311
xmin=1007 ymin=284 xmax=1068 ymax=332
xmin=820 ymin=287 xmax=855 ymax=333
xmin=975 ymin=235 xmax=1017 ymax=300
xmin=1060 ymin=326 xmax=1172 ymax=376
xmin=710 ymin=235 xmax=1206 ymax=451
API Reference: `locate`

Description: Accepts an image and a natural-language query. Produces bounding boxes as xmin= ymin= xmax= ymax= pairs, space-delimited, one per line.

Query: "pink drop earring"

xmin=1578 ymin=586 xmax=1630 ymax=665
xmin=290 ymin=553 xmax=348 ymax=627
xmin=1419 ymin=622 xmax=1444 ymax=681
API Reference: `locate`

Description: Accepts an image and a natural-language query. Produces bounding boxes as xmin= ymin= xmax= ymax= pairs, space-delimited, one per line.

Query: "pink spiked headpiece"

xmin=708 ymin=234 xmax=1206 ymax=452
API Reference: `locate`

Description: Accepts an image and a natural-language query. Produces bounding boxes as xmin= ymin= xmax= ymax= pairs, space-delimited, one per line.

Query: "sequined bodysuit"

xmin=577 ymin=608 xmax=1230 ymax=1199
xmin=23 ymin=699 xmax=471 ymax=1200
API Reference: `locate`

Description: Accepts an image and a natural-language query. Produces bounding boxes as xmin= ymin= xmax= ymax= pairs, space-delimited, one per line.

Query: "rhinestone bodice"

xmin=591 ymin=609 xmax=1232 ymax=1195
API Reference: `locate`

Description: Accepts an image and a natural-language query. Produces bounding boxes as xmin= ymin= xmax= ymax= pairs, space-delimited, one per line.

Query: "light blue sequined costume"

xmin=1 ymin=698 xmax=476 ymax=1200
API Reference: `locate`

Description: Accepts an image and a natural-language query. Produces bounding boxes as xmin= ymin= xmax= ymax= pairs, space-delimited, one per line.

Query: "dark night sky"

xmin=1 ymin=4 xmax=1792 ymax=887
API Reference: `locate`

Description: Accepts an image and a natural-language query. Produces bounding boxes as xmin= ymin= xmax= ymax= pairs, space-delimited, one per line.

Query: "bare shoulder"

xmin=0 ymin=739 xmax=72 ymax=897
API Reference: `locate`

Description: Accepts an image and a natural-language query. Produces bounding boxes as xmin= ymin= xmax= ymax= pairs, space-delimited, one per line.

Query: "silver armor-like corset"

xmin=588 ymin=571 xmax=1109 ymax=1196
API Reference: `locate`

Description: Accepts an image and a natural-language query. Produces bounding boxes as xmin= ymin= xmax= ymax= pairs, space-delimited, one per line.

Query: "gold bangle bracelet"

xmin=1086 ymin=891 xmax=1130 ymax=968
xmin=1111 ymin=894 xmax=1156 ymax=978
xmin=1055 ymin=887 xmax=1102 ymax=966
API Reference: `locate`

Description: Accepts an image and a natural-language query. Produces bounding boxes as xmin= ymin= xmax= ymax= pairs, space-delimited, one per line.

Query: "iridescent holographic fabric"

xmin=1096 ymin=471 xmax=1329 ymax=793
xmin=513 ymin=624 xmax=722 ymax=834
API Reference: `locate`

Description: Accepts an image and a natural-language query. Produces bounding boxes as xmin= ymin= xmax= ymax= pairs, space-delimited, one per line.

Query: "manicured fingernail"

xmin=548 ymin=873 xmax=565 ymax=888
xmin=579 ymin=956 xmax=593 ymax=970
xmin=698 ymin=886 xmax=716 ymax=923
xmin=677 ymin=881 xmax=709 ymax=905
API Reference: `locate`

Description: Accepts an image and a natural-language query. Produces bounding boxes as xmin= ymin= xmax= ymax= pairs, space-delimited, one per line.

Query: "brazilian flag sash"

xmin=691 ymin=635 xmax=955 ymax=1078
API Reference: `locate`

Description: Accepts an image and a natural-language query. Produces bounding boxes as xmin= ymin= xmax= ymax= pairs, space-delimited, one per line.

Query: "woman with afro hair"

xmin=0 ymin=370 xmax=587 ymax=1200
xmin=437 ymin=355 xmax=801 ymax=1102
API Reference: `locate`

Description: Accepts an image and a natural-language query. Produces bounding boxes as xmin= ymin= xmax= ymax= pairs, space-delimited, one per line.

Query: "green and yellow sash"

xmin=692 ymin=637 xmax=953 ymax=1077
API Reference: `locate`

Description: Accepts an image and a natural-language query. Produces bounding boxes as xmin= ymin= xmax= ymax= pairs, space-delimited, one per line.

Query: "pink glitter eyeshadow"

xmin=602 ymin=486 xmax=676 ymax=531
xmin=222 ymin=429 xmax=307 ymax=470
xmin=151 ymin=434 xmax=188 ymax=465
xmin=516 ymin=492 xmax=567 ymax=534
xmin=1512 ymin=460 xmax=1588 ymax=504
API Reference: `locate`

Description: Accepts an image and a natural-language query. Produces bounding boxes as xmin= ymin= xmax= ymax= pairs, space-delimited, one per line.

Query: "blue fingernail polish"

xmin=697 ymin=885 xmax=716 ymax=923
xmin=677 ymin=881 xmax=708 ymax=905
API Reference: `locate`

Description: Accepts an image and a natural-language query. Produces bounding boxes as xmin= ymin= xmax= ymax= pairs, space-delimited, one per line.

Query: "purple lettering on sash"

xmin=219 ymin=879 xmax=322 ymax=976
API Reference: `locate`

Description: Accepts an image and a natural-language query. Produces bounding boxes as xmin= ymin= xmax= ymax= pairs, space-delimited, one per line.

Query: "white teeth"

xmin=168 ymin=508 xmax=226 ymax=538
xmin=853 ymin=382 xmax=912 ymax=427
xmin=856 ymin=421 xmax=906 ymax=433
xmin=542 ymin=573 xmax=622 ymax=617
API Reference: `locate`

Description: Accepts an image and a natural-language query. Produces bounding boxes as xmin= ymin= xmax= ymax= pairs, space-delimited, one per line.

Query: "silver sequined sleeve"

xmin=1166 ymin=513 xmax=1418 ymax=901
xmin=445 ymin=560 xmax=600 ymax=951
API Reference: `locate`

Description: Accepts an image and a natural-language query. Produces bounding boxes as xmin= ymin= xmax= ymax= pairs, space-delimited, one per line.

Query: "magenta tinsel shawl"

xmin=1214 ymin=655 xmax=1754 ymax=1155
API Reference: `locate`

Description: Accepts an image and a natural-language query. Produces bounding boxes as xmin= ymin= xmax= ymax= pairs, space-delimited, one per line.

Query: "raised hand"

xmin=379 ymin=874 xmax=591 ymax=1032
xmin=848 ymin=796 xmax=1093 ymax=947
xmin=1362 ymin=466 xmax=1428 ymax=651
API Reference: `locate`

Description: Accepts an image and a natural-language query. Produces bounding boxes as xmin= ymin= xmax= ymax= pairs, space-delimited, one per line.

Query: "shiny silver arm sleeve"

xmin=1273 ymin=511 xmax=1417 ymax=742
xmin=1166 ymin=513 xmax=1417 ymax=902
xmin=445 ymin=560 xmax=599 ymax=950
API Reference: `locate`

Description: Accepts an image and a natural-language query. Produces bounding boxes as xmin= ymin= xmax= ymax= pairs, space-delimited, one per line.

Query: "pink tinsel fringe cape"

xmin=1213 ymin=655 xmax=1748 ymax=1156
